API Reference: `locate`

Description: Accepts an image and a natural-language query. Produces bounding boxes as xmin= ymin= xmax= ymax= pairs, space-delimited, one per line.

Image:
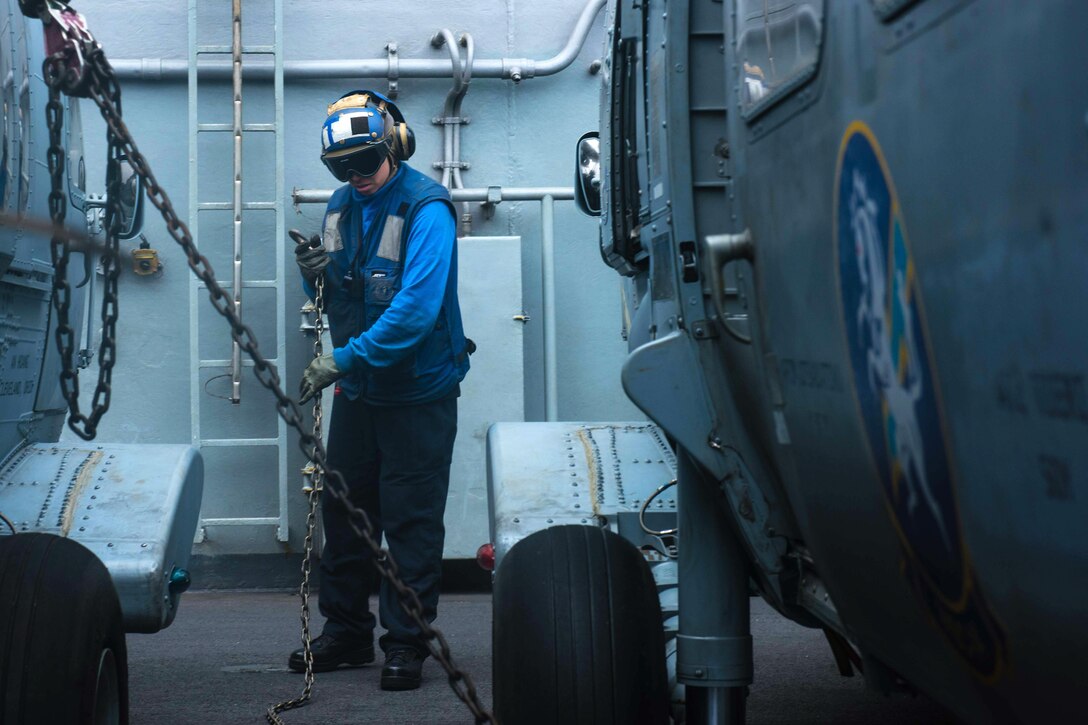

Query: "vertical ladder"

xmin=188 ymin=0 xmax=288 ymax=542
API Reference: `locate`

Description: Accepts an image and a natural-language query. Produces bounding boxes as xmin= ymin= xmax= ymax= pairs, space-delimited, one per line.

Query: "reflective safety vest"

xmin=319 ymin=163 xmax=471 ymax=404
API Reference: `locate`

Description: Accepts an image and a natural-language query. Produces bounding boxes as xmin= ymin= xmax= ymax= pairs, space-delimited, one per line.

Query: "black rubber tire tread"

xmin=493 ymin=524 xmax=668 ymax=725
xmin=0 ymin=533 xmax=129 ymax=724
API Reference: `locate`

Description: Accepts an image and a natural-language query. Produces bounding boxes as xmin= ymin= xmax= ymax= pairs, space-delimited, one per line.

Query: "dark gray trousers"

xmin=318 ymin=387 xmax=457 ymax=654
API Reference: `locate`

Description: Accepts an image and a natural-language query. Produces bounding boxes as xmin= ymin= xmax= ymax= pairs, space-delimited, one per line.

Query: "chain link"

xmin=37 ymin=12 xmax=496 ymax=723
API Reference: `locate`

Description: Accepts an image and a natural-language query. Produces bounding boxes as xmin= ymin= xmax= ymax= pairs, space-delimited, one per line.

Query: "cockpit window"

xmin=1 ymin=29 xmax=12 ymax=210
xmin=736 ymin=0 xmax=824 ymax=116
xmin=17 ymin=75 xmax=29 ymax=213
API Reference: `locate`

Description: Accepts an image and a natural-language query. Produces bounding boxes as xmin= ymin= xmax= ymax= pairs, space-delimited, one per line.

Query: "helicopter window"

xmin=17 ymin=75 xmax=29 ymax=214
xmin=736 ymin=0 xmax=823 ymax=115
xmin=66 ymin=98 xmax=86 ymax=196
xmin=605 ymin=33 xmax=647 ymax=272
xmin=1 ymin=32 xmax=12 ymax=210
xmin=1 ymin=97 xmax=8 ymax=210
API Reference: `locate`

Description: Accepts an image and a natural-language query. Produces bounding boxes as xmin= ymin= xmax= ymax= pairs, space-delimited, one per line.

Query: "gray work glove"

xmin=299 ymin=352 xmax=343 ymax=404
xmin=290 ymin=228 xmax=329 ymax=284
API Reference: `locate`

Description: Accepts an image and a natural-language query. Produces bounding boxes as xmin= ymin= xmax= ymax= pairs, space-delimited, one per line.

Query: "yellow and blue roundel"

xmin=834 ymin=121 xmax=1007 ymax=682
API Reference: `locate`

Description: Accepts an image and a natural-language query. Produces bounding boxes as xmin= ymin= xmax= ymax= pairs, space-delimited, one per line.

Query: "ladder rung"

xmin=197 ymin=44 xmax=276 ymax=55
xmin=201 ymin=360 xmax=280 ymax=370
xmin=198 ymin=280 xmax=279 ymax=288
xmin=199 ymin=438 xmax=281 ymax=447
xmin=198 ymin=358 xmax=280 ymax=369
xmin=198 ymin=123 xmax=277 ymax=133
xmin=200 ymin=517 xmax=279 ymax=526
xmin=196 ymin=280 xmax=279 ymax=291
xmin=198 ymin=201 xmax=278 ymax=211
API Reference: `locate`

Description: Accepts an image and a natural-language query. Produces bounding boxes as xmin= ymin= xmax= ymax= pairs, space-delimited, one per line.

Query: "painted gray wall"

xmin=63 ymin=0 xmax=642 ymax=556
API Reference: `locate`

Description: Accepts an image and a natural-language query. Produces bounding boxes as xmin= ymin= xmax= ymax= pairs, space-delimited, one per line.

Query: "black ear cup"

xmin=391 ymin=123 xmax=415 ymax=160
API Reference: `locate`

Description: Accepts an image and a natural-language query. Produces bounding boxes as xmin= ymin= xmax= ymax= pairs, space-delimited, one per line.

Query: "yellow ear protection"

xmin=327 ymin=89 xmax=416 ymax=161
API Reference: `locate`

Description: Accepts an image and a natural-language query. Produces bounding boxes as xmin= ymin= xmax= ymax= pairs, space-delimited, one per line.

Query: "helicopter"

xmin=0 ymin=2 xmax=203 ymax=722
xmin=486 ymin=0 xmax=1087 ymax=723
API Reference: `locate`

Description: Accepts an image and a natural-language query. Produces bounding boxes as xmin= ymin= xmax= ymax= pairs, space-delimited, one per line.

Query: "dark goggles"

xmin=322 ymin=143 xmax=390 ymax=182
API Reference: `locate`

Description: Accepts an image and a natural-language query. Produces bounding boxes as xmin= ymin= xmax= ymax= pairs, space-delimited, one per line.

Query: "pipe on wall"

xmin=292 ymin=187 xmax=574 ymax=205
xmin=540 ymin=193 xmax=557 ymax=421
xmin=293 ymin=185 xmax=574 ymax=420
xmin=433 ymin=29 xmax=476 ymax=234
xmin=433 ymin=28 xmax=463 ymax=190
xmin=452 ymin=33 xmax=474 ymax=235
xmin=110 ymin=0 xmax=606 ymax=82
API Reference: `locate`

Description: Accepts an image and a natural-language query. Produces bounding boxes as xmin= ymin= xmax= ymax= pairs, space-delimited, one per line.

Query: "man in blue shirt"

xmin=287 ymin=90 xmax=471 ymax=691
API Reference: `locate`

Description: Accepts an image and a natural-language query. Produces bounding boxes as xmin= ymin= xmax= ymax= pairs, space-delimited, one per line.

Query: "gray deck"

xmin=127 ymin=591 xmax=959 ymax=724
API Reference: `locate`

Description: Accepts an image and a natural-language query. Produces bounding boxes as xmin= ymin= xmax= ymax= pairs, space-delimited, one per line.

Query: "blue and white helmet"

xmin=320 ymin=91 xmax=397 ymax=180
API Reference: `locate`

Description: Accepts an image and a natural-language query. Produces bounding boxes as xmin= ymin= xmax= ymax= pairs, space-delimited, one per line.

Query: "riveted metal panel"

xmin=486 ymin=421 xmax=676 ymax=568
xmin=0 ymin=280 xmax=50 ymax=454
xmin=0 ymin=443 xmax=203 ymax=633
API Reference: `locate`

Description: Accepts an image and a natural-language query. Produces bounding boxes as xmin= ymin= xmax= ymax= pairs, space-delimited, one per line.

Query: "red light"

xmin=476 ymin=542 xmax=495 ymax=571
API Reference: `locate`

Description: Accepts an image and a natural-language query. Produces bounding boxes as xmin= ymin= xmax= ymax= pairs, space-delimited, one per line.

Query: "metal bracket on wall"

xmin=482 ymin=185 xmax=502 ymax=219
xmin=385 ymin=42 xmax=399 ymax=98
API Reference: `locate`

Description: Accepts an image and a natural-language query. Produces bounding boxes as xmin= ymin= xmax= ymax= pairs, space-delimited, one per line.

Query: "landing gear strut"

xmin=677 ymin=450 xmax=752 ymax=725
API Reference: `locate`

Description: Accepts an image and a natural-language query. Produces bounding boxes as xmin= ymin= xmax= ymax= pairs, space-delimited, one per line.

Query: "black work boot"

xmin=288 ymin=633 xmax=375 ymax=673
xmin=380 ymin=648 xmax=424 ymax=690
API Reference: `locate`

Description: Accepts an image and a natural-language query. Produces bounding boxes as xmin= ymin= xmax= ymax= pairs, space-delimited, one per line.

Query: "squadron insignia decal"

xmin=834 ymin=121 xmax=1007 ymax=682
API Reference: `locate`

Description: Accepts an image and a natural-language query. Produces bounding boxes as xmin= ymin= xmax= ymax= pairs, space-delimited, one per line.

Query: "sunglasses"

xmin=322 ymin=143 xmax=390 ymax=182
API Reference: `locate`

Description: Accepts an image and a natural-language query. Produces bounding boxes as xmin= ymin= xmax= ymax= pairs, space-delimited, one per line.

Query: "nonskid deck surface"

xmin=127 ymin=591 xmax=958 ymax=724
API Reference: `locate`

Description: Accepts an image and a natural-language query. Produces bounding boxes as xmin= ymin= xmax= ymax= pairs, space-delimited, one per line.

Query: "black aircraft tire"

xmin=0 ymin=533 xmax=129 ymax=725
xmin=493 ymin=524 xmax=668 ymax=725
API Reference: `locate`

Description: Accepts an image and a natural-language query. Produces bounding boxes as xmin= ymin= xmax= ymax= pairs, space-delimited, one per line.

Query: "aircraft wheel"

xmin=0 ymin=533 xmax=128 ymax=725
xmin=493 ymin=524 xmax=668 ymax=725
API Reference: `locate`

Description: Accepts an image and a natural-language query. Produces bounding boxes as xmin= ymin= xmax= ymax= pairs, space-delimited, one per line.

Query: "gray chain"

xmin=44 ymin=59 xmax=121 ymax=441
xmin=33 ymin=6 xmax=495 ymax=722
xmin=266 ymin=275 xmax=324 ymax=724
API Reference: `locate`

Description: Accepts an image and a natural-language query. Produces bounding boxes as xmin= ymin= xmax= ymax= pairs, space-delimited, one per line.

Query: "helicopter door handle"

xmin=704 ymin=229 xmax=754 ymax=332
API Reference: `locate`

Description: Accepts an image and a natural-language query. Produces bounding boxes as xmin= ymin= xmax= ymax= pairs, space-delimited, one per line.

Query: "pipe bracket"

xmin=482 ymin=185 xmax=503 ymax=219
xmin=385 ymin=42 xmax=399 ymax=98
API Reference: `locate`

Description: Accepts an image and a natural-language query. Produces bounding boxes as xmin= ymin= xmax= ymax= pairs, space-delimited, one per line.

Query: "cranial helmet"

xmin=320 ymin=89 xmax=415 ymax=181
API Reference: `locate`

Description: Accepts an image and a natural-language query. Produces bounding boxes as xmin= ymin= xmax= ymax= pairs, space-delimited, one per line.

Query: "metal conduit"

xmin=293 ymin=185 xmax=574 ymax=420
xmin=433 ymin=28 xmax=463 ymax=190
xmin=433 ymin=28 xmax=476 ymax=234
xmin=292 ymin=186 xmax=574 ymax=205
xmin=540 ymin=194 xmax=557 ymax=421
xmin=452 ymin=34 xmax=474 ymax=234
xmin=111 ymin=0 xmax=605 ymax=82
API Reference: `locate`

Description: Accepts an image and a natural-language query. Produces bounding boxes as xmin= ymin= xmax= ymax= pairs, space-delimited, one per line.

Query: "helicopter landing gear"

xmin=493 ymin=524 xmax=669 ymax=725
